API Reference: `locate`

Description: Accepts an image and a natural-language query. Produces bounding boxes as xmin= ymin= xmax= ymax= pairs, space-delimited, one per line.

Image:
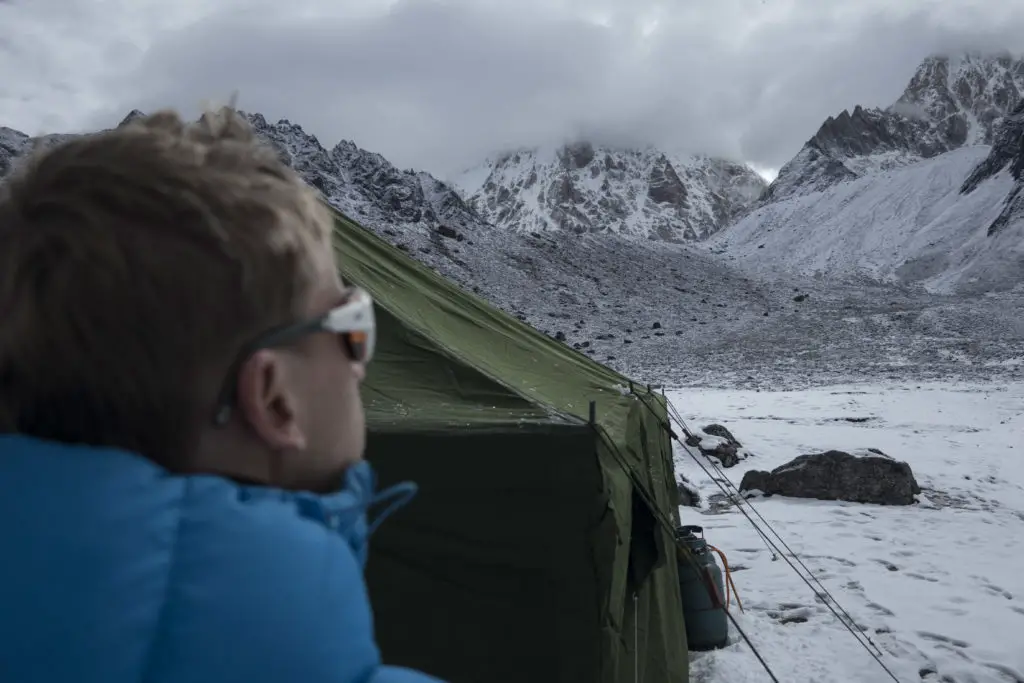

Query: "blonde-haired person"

xmin=0 ymin=108 xmax=442 ymax=683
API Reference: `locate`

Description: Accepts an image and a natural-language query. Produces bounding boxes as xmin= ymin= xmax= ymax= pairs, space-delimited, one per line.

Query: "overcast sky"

xmin=2 ymin=0 xmax=1023 ymax=181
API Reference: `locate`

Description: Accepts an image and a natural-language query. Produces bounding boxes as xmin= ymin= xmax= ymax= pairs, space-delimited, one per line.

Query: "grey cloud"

xmin=88 ymin=0 xmax=1024 ymax=178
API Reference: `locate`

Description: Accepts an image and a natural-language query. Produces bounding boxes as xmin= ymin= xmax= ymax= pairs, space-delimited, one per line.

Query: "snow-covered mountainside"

xmin=710 ymin=143 xmax=1024 ymax=294
xmin=0 ymin=126 xmax=75 ymax=177
xmin=235 ymin=113 xmax=489 ymax=260
xmin=764 ymin=52 xmax=1024 ymax=203
xmin=2 ymin=111 xmax=1022 ymax=388
xmin=0 ymin=127 xmax=27 ymax=177
xmin=455 ymin=143 xmax=766 ymax=241
xmin=715 ymin=52 xmax=1024 ymax=295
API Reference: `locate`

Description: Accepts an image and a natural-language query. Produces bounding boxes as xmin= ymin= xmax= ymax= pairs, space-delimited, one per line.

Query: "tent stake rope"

xmin=633 ymin=592 xmax=639 ymax=683
xmin=589 ymin=421 xmax=781 ymax=683
xmin=628 ymin=389 xmax=904 ymax=683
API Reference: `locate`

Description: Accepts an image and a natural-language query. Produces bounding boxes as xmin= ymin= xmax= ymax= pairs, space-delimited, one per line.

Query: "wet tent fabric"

xmin=329 ymin=208 xmax=689 ymax=683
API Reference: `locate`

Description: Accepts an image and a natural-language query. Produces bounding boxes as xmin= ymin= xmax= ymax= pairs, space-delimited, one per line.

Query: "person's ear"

xmin=235 ymin=349 xmax=307 ymax=451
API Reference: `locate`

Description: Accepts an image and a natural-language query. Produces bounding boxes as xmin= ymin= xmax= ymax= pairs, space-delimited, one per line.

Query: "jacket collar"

xmin=239 ymin=460 xmax=417 ymax=566
xmin=0 ymin=435 xmax=416 ymax=567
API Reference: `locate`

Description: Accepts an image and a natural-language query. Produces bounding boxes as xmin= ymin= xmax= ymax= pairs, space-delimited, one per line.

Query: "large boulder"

xmin=738 ymin=449 xmax=920 ymax=505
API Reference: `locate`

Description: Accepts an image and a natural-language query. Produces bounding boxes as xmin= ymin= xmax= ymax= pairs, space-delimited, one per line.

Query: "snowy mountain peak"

xmin=714 ymin=55 xmax=1024 ymax=296
xmin=765 ymin=51 xmax=1024 ymax=202
xmin=118 ymin=109 xmax=147 ymax=127
xmin=892 ymin=51 xmax=1024 ymax=146
xmin=455 ymin=142 xmax=766 ymax=241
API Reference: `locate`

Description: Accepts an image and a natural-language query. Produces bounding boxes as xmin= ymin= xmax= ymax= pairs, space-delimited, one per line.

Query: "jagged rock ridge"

xmin=455 ymin=141 xmax=766 ymax=242
xmin=240 ymin=113 xmax=485 ymax=269
xmin=764 ymin=52 xmax=1024 ymax=202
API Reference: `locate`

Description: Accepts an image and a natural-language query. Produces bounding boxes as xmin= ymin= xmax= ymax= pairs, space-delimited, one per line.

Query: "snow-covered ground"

xmin=667 ymin=382 xmax=1024 ymax=683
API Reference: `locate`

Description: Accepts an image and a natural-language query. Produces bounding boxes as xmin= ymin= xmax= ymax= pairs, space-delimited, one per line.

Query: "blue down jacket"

xmin=0 ymin=434 xmax=442 ymax=683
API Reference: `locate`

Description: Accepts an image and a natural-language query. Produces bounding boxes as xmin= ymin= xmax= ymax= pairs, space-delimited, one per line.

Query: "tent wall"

xmin=330 ymin=209 xmax=690 ymax=682
xmin=625 ymin=392 xmax=689 ymax=683
xmin=332 ymin=212 xmax=658 ymax=440
xmin=627 ymin=393 xmax=689 ymax=683
xmin=363 ymin=299 xmax=557 ymax=427
xmin=594 ymin=395 xmax=689 ymax=683
xmin=364 ymin=423 xmax=611 ymax=683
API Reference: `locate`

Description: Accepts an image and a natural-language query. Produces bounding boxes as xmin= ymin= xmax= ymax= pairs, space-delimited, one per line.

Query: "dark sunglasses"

xmin=212 ymin=287 xmax=376 ymax=426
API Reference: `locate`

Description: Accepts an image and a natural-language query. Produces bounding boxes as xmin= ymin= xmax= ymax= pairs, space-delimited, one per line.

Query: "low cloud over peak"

xmin=3 ymin=0 xmax=1024 ymax=178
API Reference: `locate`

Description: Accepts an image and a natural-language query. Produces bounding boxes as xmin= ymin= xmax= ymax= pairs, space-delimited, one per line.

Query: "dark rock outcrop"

xmin=686 ymin=423 xmax=750 ymax=468
xmin=739 ymin=449 xmax=920 ymax=505
xmin=961 ymin=98 xmax=1024 ymax=237
xmin=646 ymin=156 xmax=689 ymax=206
xmin=677 ymin=477 xmax=701 ymax=508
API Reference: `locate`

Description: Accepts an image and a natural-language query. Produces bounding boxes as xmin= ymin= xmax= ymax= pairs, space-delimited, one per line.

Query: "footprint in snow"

xmin=969 ymin=574 xmax=1014 ymax=599
xmin=765 ymin=603 xmax=816 ymax=625
xmin=981 ymin=582 xmax=1014 ymax=600
xmin=804 ymin=553 xmax=857 ymax=567
xmin=916 ymin=631 xmax=970 ymax=649
xmin=866 ymin=601 xmax=895 ymax=617
xmin=982 ymin=661 xmax=1024 ymax=683
xmin=931 ymin=604 xmax=969 ymax=617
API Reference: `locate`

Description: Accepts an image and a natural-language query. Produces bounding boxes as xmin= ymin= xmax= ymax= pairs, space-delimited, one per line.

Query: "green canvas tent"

xmin=329 ymin=207 xmax=690 ymax=683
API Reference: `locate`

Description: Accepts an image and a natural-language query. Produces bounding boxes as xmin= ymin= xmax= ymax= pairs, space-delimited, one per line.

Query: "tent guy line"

xmin=661 ymin=395 xmax=887 ymax=657
xmin=637 ymin=389 xmax=906 ymax=683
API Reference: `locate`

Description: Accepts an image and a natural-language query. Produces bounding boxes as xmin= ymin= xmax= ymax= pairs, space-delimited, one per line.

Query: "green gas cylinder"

xmin=674 ymin=524 xmax=729 ymax=651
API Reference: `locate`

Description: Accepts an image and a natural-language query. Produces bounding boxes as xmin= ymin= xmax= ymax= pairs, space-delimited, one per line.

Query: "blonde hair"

xmin=0 ymin=107 xmax=333 ymax=467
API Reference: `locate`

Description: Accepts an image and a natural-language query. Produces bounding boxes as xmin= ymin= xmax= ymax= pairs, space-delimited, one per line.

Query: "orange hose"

xmin=708 ymin=544 xmax=744 ymax=613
